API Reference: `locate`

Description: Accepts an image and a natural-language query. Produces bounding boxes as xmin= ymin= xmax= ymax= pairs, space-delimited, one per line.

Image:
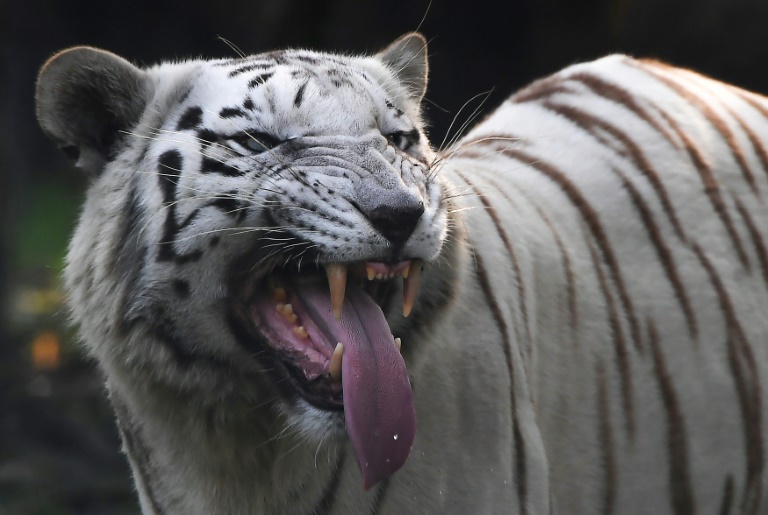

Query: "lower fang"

xmin=395 ymin=337 xmax=402 ymax=352
xmin=329 ymin=343 xmax=343 ymax=382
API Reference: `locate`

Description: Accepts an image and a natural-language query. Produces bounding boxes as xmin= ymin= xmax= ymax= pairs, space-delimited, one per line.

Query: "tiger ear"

xmin=376 ymin=33 xmax=429 ymax=104
xmin=35 ymin=46 xmax=152 ymax=176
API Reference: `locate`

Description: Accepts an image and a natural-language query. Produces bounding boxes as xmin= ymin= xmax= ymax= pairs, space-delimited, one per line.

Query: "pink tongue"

xmin=298 ymin=282 xmax=416 ymax=489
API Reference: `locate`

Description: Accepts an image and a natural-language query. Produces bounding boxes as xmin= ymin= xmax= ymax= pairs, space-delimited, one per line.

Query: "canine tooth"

xmin=289 ymin=313 xmax=298 ymax=324
xmin=276 ymin=303 xmax=285 ymax=314
xmin=325 ymin=263 xmax=347 ymax=320
xmin=376 ymin=273 xmax=384 ymax=280
xmin=366 ymin=265 xmax=376 ymax=281
xmin=284 ymin=303 xmax=294 ymax=315
xmin=401 ymin=262 xmax=411 ymax=279
xmin=394 ymin=337 xmax=402 ymax=352
xmin=272 ymin=287 xmax=287 ymax=302
xmin=402 ymin=261 xmax=422 ymax=317
xmin=329 ymin=343 xmax=344 ymax=382
xmin=294 ymin=326 xmax=308 ymax=339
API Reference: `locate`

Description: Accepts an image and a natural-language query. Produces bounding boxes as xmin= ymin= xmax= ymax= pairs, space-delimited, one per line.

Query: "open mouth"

xmin=232 ymin=259 xmax=422 ymax=489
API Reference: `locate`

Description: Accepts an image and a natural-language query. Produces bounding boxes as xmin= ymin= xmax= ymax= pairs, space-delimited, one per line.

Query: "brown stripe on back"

xmin=656 ymin=108 xmax=751 ymax=268
xmin=541 ymin=99 xmax=687 ymax=244
xmin=492 ymin=146 xmax=643 ymax=351
xmin=473 ymin=250 xmax=528 ymax=514
xmin=587 ymin=236 xmax=636 ymax=437
xmin=687 ymin=74 xmax=768 ymax=188
xmin=733 ymin=198 xmax=768 ymax=292
xmin=570 ymin=71 xmax=680 ymax=148
xmin=455 ymin=171 xmax=533 ymax=355
xmin=647 ymin=321 xmax=695 ymax=515
xmin=729 ymin=86 xmax=768 ymax=123
xmin=633 ymin=61 xmax=759 ymax=195
xmin=596 ymin=361 xmax=617 ymax=515
xmin=480 ymin=172 xmax=579 ymax=331
xmin=613 ymin=167 xmax=698 ymax=339
xmin=510 ymin=74 xmax=575 ymax=104
xmin=693 ymin=244 xmax=764 ymax=513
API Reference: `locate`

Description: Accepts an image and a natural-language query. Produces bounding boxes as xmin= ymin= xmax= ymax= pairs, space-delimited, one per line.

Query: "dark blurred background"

xmin=3 ymin=0 xmax=768 ymax=512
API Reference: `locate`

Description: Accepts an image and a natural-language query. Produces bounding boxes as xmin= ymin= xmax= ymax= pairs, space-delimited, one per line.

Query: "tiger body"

xmin=34 ymin=35 xmax=768 ymax=514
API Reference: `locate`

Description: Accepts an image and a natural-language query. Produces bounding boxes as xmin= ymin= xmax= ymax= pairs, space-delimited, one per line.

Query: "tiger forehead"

xmin=173 ymin=51 xmax=403 ymax=136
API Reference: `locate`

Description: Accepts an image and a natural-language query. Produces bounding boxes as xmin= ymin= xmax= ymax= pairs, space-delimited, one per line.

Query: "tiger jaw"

xmin=234 ymin=258 xmax=422 ymax=488
xmin=240 ymin=259 xmax=421 ymax=384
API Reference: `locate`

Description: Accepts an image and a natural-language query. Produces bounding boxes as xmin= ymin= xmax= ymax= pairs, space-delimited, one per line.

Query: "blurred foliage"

xmin=12 ymin=178 xmax=83 ymax=276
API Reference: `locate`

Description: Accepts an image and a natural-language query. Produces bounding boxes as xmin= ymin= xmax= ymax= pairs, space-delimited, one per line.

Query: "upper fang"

xmin=325 ymin=263 xmax=348 ymax=320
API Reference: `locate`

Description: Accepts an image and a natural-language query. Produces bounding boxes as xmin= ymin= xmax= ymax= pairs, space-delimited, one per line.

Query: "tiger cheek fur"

xmin=36 ymin=33 xmax=768 ymax=514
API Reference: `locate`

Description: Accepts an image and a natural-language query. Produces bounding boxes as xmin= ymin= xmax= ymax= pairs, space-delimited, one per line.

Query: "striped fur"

xmin=35 ymin=35 xmax=768 ymax=513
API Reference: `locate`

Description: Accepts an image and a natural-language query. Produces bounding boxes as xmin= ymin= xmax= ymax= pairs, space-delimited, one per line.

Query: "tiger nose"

xmin=368 ymin=201 xmax=425 ymax=246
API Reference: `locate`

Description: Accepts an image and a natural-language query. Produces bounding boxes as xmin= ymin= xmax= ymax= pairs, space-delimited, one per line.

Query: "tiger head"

xmin=35 ymin=34 xmax=461 ymax=487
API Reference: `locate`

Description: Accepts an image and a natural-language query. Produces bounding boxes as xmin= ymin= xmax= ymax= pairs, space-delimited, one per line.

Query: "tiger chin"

xmin=37 ymin=33 xmax=768 ymax=514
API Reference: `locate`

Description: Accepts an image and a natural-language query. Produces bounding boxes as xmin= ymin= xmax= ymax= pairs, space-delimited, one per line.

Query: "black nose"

xmin=368 ymin=202 xmax=425 ymax=246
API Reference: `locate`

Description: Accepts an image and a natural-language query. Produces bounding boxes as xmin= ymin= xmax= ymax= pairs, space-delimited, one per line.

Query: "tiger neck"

xmin=107 ymin=375 xmax=340 ymax=514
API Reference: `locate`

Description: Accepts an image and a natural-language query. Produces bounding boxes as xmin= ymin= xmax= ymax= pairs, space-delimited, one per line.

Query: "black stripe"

xmin=208 ymin=195 xmax=248 ymax=222
xmin=647 ymin=321 xmax=694 ymax=515
xmin=229 ymin=62 xmax=273 ymax=78
xmin=172 ymin=279 xmax=191 ymax=298
xmin=248 ymin=72 xmax=274 ymax=89
xmin=157 ymin=150 xmax=183 ymax=262
xmin=294 ymin=81 xmax=309 ymax=107
xmin=312 ymin=448 xmax=347 ymax=515
xmin=201 ymin=156 xmax=245 ymax=177
xmin=219 ymin=106 xmax=247 ymax=119
xmin=156 ymin=151 xmax=204 ymax=264
xmin=176 ymin=106 xmax=203 ymax=131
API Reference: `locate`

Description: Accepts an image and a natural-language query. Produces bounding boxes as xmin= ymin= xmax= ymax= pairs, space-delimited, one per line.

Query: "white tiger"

xmin=35 ymin=33 xmax=768 ymax=514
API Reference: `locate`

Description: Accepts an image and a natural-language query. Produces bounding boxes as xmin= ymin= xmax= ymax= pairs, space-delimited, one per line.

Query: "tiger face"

xmin=36 ymin=34 xmax=455 ymax=488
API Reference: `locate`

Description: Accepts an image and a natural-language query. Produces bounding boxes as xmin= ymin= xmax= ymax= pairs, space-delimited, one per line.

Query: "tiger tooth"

xmin=394 ymin=337 xmax=402 ymax=352
xmin=329 ymin=343 xmax=344 ymax=382
xmin=276 ymin=303 xmax=285 ymax=314
xmin=289 ymin=313 xmax=298 ymax=324
xmin=294 ymin=326 xmax=308 ymax=339
xmin=401 ymin=262 xmax=411 ymax=279
xmin=325 ymin=263 xmax=347 ymax=320
xmin=366 ymin=265 xmax=376 ymax=281
xmin=402 ymin=261 xmax=422 ymax=317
